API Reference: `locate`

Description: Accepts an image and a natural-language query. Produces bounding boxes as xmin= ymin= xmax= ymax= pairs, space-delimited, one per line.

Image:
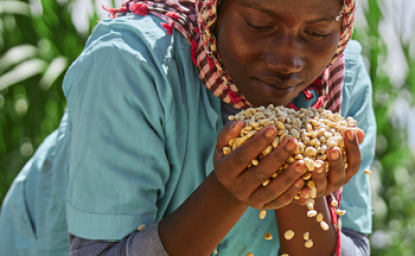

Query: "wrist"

xmin=210 ymin=171 xmax=249 ymax=209
xmin=159 ymin=171 xmax=248 ymax=256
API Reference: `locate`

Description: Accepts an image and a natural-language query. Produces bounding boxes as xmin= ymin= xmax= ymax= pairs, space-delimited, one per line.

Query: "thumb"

xmin=216 ymin=121 xmax=245 ymax=150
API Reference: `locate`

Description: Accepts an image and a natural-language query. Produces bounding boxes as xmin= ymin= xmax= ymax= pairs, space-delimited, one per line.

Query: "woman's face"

xmin=216 ymin=0 xmax=343 ymax=107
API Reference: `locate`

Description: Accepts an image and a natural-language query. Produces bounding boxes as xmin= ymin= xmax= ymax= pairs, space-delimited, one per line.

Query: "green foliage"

xmin=0 ymin=0 xmax=96 ymax=200
xmin=352 ymin=0 xmax=415 ymax=255
xmin=0 ymin=0 xmax=414 ymax=255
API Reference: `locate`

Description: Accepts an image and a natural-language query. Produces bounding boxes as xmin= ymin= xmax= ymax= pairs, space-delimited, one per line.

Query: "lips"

xmin=254 ymin=78 xmax=294 ymax=95
xmin=252 ymin=77 xmax=302 ymax=105
xmin=256 ymin=77 xmax=302 ymax=90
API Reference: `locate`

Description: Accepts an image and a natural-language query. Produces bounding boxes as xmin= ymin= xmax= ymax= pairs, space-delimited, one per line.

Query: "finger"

xmin=292 ymin=192 xmax=308 ymax=206
xmin=311 ymin=160 xmax=327 ymax=197
xmin=356 ymin=128 xmax=365 ymax=144
xmin=215 ymin=126 xmax=277 ymax=182
xmin=248 ymin=160 xmax=307 ymax=206
xmin=325 ymin=146 xmax=345 ymax=194
xmin=343 ymin=129 xmax=362 ymax=184
xmin=216 ymin=121 xmax=245 ymax=151
xmin=236 ymin=136 xmax=299 ymax=189
xmin=291 ymin=186 xmax=311 ymax=206
xmin=252 ymin=136 xmax=298 ymax=176
xmin=262 ymin=178 xmax=304 ymax=210
xmin=300 ymin=186 xmax=311 ymax=200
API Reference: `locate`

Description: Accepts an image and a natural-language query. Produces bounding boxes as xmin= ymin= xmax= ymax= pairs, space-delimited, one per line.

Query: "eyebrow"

xmin=306 ymin=17 xmax=336 ymax=24
xmin=240 ymin=0 xmax=337 ymax=23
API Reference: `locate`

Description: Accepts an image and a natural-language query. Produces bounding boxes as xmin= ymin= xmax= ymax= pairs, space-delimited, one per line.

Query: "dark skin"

xmin=217 ymin=0 xmax=344 ymax=107
xmin=159 ymin=0 xmax=365 ymax=255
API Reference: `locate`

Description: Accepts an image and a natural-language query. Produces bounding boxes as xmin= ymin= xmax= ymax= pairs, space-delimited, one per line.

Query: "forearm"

xmin=159 ymin=171 xmax=248 ymax=256
xmin=275 ymin=197 xmax=336 ymax=256
xmin=70 ymin=172 xmax=247 ymax=256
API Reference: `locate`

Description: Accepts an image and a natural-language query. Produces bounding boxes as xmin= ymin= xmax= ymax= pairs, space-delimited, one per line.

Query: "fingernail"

xmin=346 ymin=130 xmax=354 ymax=142
xmin=295 ymin=163 xmax=305 ymax=173
xmin=331 ymin=149 xmax=339 ymax=160
xmin=302 ymin=191 xmax=310 ymax=199
xmin=294 ymin=179 xmax=303 ymax=188
xmin=265 ymin=127 xmax=276 ymax=139
xmin=231 ymin=121 xmax=241 ymax=129
xmin=314 ymin=161 xmax=324 ymax=173
xmin=286 ymin=141 xmax=297 ymax=151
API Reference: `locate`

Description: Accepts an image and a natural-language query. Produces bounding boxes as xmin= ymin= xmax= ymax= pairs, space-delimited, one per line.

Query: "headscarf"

xmin=103 ymin=1 xmax=358 ymax=255
xmin=103 ymin=0 xmax=357 ymax=115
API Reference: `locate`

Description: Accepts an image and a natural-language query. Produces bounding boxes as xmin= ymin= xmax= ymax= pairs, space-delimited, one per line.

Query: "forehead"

xmin=238 ymin=0 xmax=343 ymax=23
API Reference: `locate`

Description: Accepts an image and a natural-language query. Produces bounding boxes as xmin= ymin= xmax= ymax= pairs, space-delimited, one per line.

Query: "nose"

xmin=263 ymin=34 xmax=304 ymax=75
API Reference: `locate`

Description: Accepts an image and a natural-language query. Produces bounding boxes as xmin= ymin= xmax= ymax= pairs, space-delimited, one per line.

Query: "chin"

xmin=266 ymin=93 xmax=301 ymax=107
xmin=246 ymin=83 xmax=303 ymax=108
xmin=251 ymin=98 xmax=292 ymax=108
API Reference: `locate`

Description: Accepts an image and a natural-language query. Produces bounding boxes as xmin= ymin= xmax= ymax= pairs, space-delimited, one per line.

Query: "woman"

xmin=0 ymin=0 xmax=375 ymax=255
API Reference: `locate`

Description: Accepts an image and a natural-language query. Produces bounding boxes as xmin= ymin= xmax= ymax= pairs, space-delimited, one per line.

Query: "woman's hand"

xmin=294 ymin=128 xmax=366 ymax=204
xmin=214 ymin=121 xmax=309 ymax=210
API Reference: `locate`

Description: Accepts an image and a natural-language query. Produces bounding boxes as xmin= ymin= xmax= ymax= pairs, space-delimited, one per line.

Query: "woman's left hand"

xmin=294 ymin=127 xmax=365 ymax=204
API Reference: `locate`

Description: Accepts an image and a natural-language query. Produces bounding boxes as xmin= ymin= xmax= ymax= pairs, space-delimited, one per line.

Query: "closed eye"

xmin=307 ymin=31 xmax=329 ymax=39
xmin=247 ymin=23 xmax=273 ymax=31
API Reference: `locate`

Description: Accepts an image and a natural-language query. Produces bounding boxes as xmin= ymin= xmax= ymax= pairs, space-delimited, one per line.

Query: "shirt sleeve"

xmin=340 ymin=228 xmax=370 ymax=256
xmin=64 ymin=18 xmax=174 ymax=240
xmin=69 ymin=222 xmax=170 ymax=256
xmin=340 ymin=41 xmax=376 ymax=234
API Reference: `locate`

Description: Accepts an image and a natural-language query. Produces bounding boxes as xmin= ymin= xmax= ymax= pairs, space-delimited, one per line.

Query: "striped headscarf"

xmin=104 ymin=1 xmax=358 ymax=255
xmin=104 ymin=0 xmax=357 ymax=114
xmin=104 ymin=0 xmax=357 ymax=115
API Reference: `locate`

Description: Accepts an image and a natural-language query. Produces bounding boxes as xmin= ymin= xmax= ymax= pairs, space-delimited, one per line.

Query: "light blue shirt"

xmin=0 ymin=14 xmax=375 ymax=256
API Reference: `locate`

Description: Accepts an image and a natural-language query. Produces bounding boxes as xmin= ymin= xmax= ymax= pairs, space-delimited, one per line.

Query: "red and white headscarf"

xmin=103 ymin=0 xmax=357 ymax=114
xmin=104 ymin=1 xmax=358 ymax=254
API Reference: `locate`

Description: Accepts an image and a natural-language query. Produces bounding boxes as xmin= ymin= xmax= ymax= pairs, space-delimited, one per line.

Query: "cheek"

xmin=305 ymin=35 xmax=341 ymax=73
xmin=217 ymin=26 xmax=260 ymax=70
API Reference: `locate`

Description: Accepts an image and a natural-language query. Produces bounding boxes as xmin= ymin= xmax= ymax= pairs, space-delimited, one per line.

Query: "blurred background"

xmin=0 ymin=0 xmax=414 ymax=254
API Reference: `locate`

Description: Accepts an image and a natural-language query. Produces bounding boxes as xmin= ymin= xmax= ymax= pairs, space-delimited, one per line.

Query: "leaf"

xmin=0 ymin=1 xmax=31 ymax=16
xmin=0 ymin=45 xmax=39 ymax=74
xmin=39 ymin=56 xmax=68 ymax=90
xmin=0 ymin=59 xmax=47 ymax=91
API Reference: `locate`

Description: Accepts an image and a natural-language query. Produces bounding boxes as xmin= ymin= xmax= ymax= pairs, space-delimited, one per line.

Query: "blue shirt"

xmin=0 ymin=14 xmax=376 ymax=256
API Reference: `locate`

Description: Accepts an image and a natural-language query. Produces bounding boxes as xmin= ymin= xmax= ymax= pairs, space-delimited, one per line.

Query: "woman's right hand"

xmin=214 ymin=121 xmax=309 ymax=210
